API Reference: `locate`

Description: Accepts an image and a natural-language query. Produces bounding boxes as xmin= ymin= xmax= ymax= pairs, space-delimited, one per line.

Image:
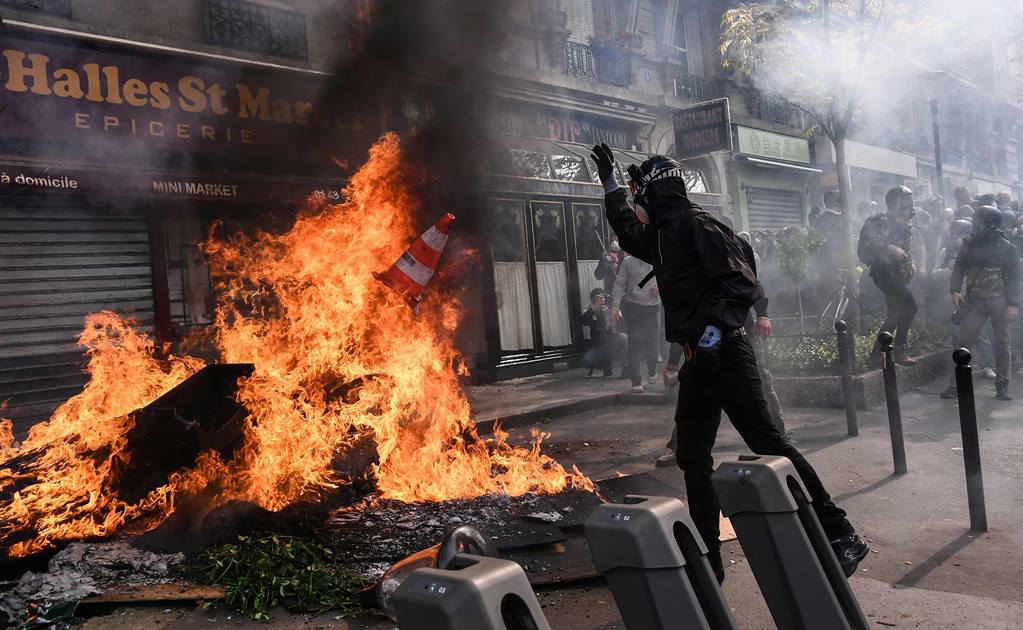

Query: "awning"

xmin=815 ymin=138 xmax=917 ymax=178
xmin=738 ymin=155 xmax=823 ymax=175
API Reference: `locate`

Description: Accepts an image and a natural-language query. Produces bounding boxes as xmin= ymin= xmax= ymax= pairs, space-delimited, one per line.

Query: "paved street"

xmin=76 ymin=372 xmax=1023 ymax=629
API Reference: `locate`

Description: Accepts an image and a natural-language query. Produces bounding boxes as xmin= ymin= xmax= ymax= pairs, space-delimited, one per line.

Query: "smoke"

xmin=744 ymin=0 xmax=1020 ymax=145
xmin=318 ymin=0 xmax=513 ymax=223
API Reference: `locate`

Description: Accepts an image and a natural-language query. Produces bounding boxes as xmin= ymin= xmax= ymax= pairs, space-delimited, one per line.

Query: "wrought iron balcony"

xmin=752 ymin=94 xmax=801 ymax=127
xmin=564 ymin=41 xmax=634 ymax=88
xmin=673 ymin=72 xmax=723 ymax=102
xmin=0 ymin=0 xmax=69 ymax=15
xmin=206 ymin=0 xmax=308 ymax=59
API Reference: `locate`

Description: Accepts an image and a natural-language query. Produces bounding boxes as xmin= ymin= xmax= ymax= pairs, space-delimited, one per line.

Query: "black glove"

xmin=590 ymin=143 xmax=616 ymax=185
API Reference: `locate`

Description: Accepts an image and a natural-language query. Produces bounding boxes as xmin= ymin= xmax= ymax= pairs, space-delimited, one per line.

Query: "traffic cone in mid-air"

xmin=373 ymin=213 xmax=455 ymax=315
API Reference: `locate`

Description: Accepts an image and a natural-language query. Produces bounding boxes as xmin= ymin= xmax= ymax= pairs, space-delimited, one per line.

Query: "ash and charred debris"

xmin=325 ymin=490 xmax=596 ymax=580
xmin=0 ymin=542 xmax=184 ymax=628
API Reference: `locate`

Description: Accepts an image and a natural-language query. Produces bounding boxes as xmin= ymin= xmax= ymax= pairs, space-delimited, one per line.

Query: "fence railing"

xmin=564 ymin=41 xmax=634 ymax=88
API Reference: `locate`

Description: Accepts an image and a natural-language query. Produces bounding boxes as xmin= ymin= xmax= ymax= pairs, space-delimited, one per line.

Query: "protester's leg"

xmin=675 ymin=361 xmax=725 ymax=554
xmin=717 ymin=336 xmax=853 ymax=538
xmin=752 ymin=335 xmax=785 ymax=433
xmin=622 ymin=302 xmax=642 ymax=387
xmin=977 ymin=321 xmax=994 ymax=370
xmin=636 ymin=304 xmax=660 ymax=380
xmin=989 ymin=298 xmax=1011 ymax=387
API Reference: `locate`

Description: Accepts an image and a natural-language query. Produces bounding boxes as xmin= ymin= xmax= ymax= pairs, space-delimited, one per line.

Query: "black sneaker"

xmin=996 ymin=384 xmax=1013 ymax=401
xmin=940 ymin=384 xmax=958 ymax=399
xmin=831 ymin=534 xmax=869 ymax=577
xmin=707 ymin=549 xmax=725 ymax=585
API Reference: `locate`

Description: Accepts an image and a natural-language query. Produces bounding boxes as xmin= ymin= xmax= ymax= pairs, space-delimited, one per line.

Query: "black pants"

xmin=675 ymin=334 xmax=853 ymax=554
xmin=872 ymin=269 xmax=917 ymax=348
xmin=623 ymin=301 xmax=660 ymax=386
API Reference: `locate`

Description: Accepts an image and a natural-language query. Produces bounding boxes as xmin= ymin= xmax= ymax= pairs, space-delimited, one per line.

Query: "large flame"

xmin=0 ymin=134 xmax=591 ymax=557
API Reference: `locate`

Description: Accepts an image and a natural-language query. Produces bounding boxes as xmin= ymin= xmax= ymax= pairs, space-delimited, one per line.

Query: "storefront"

xmin=0 ymin=25 xmax=373 ymax=430
xmin=815 ymin=138 xmax=917 ymax=210
xmin=728 ymin=125 xmax=818 ymax=231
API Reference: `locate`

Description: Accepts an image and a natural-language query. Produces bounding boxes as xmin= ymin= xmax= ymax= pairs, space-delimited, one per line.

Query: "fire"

xmin=0 ymin=133 xmax=591 ymax=557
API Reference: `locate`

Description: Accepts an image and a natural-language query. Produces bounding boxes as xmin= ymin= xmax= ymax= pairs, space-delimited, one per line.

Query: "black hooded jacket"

xmin=604 ymin=183 xmax=764 ymax=343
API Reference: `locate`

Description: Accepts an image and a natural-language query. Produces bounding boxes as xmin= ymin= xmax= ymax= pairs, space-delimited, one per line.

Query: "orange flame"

xmin=0 ymin=133 xmax=591 ymax=556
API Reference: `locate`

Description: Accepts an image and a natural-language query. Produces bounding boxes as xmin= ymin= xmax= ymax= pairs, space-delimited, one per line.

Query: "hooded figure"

xmin=589 ymin=143 xmax=868 ymax=583
xmin=942 ymin=206 xmax=1020 ymax=400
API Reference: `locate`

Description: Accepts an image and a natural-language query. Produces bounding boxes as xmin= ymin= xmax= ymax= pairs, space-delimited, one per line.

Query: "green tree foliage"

xmin=775 ymin=228 xmax=824 ymax=284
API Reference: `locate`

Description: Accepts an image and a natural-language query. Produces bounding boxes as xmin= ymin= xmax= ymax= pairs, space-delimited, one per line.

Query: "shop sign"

xmin=735 ymin=125 xmax=811 ymax=164
xmin=0 ymin=32 xmax=377 ymax=169
xmin=672 ymin=98 xmax=731 ymax=159
xmin=496 ymin=103 xmax=639 ymax=151
xmin=0 ymin=162 xmax=343 ymax=204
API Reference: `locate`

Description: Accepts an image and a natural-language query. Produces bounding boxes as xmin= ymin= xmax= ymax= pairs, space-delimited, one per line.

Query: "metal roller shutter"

xmin=0 ymin=204 xmax=154 ymax=433
xmin=745 ymin=187 xmax=805 ymax=230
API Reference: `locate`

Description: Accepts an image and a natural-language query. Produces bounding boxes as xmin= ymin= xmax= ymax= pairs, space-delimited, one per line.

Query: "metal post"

xmin=878 ymin=331 xmax=907 ymax=474
xmin=930 ymin=98 xmax=946 ymax=203
xmin=835 ymin=321 xmax=859 ymax=436
xmin=953 ymin=348 xmax=988 ymax=532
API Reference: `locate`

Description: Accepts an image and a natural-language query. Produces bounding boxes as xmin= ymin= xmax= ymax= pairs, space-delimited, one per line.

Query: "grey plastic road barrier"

xmin=835 ymin=320 xmax=859 ymax=436
xmin=393 ymin=554 xmax=550 ymax=630
xmin=584 ymin=495 xmax=736 ymax=630
xmin=711 ymin=455 xmax=869 ymax=630
xmin=878 ymin=331 xmax=908 ymax=474
xmin=953 ymin=348 xmax=988 ymax=532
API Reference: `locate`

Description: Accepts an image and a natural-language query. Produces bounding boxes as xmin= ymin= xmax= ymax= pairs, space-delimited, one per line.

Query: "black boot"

xmin=996 ymin=382 xmax=1013 ymax=401
xmin=831 ymin=534 xmax=870 ymax=577
xmin=706 ymin=548 xmax=725 ymax=585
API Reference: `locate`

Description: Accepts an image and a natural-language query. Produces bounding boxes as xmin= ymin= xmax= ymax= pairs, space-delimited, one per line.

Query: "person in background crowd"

xmin=859 ymin=186 xmax=919 ymax=366
xmin=594 ymin=238 xmax=621 ymax=293
xmin=942 ymin=206 xmax=1019 ymax=401
xmin=581 ymin=288 xmax=614 ymax=378
xmin=954 ymin=185 xmax=973 ymax=210
xmin=956 ymin=204 xmax=976 ymax=221
xmin=591 ymin=144 xmax=868 ymax=583
xmin=611 ymin=248 xmax=661 ymax=393
xmin=996 ymin=191 xmax=1013 ymax=213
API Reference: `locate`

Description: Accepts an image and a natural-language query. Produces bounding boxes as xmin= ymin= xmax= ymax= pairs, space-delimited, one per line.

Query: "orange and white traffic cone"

xmin=373 ymin=212 xmax=455 ymax=315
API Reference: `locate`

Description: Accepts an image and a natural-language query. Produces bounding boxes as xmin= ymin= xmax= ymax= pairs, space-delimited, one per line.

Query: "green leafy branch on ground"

xmin=765 ymin=325 xmax=949 ymax=374
xmin=200 ymin=534 xmax=365 ymax=621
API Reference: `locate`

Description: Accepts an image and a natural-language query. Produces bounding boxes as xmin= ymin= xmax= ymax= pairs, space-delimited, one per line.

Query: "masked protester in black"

xmin=859 ymin=186 xmax=919 ymax=365
xmin=590 ymin=144 xmax=868 ymax=583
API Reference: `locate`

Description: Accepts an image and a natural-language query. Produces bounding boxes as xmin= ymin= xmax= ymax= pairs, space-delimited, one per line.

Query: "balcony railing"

xmin=206 ymin=0 xmax=308 ymax=59
xmin=0 ymin=0 xmax=69 ymax=15
xmin=564 ymin=41 xmax=634 ymax=88
xmin=673 ymin=72 xmax=723 ymax=102
xmin=753 ymin=95 xmax=801 ymax=127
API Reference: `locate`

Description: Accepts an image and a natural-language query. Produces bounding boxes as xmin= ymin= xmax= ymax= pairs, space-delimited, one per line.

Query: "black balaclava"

xmin=627 ymin=155 xmax=691 ymax=224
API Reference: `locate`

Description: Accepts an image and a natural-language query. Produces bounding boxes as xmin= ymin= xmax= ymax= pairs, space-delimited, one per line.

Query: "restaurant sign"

xmin=735 ymin=125 xmax=811 ymax=164
xmin=672 ymin=98 xmax=731 ymax=160
xmin=496 ymin=103 xmax=640 ymax=151
xmin=0 ymin=32 xmax=376 ymax=168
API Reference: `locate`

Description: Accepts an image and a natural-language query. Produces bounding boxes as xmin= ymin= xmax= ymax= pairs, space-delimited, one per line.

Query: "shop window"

xmin=573 ymin=204 xmax=608 ymax=339
xmin=490 ymin=200 xmax=534 ymax=352
xmin=531 ymin=202 xmax=573 ymax=347
xmin=550 ymin=154 xmax=591 ymax=182
xmin=509 ymin=149 xmax=554 ymax=179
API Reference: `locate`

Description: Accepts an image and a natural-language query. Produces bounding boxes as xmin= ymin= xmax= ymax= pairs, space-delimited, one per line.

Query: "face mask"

xmin=610 ymin=241 xmax=621 ymax=253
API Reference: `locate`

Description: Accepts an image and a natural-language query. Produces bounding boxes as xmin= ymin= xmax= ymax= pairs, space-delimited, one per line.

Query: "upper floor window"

xmin=205 ymin=0 xmax=308 ymax=60
xmin=670 ymin=8 xmax=689 ymax=71
xmin=0 ymin=0 xmax=70 ymax=16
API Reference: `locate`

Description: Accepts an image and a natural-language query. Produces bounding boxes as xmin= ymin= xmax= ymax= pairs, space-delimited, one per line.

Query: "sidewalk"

xmin=468 ymin=368 xmax=675 ymax=433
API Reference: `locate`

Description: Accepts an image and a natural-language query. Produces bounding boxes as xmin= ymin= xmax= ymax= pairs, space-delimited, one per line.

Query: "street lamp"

xmin=922 ymin=70 xmax=948 ymax=204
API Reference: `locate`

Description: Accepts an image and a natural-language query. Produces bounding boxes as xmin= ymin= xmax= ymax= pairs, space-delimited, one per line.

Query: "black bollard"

xmin=835 ymin=321 xmax=859 ymax=437
xmin=953 ymin=348 xmax=988 ymax=532
xmin=877 ymin=331 xmax=907 ymax=474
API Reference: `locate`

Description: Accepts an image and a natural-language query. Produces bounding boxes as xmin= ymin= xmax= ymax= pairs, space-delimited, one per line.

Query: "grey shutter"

xmin=0 ymin=204 xmax=154 ymax=433
xmin=745 ymin=187 xmax=805 ymax=230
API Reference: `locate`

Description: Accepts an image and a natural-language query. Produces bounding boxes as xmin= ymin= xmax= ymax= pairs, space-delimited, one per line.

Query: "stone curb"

xmin=473 ymin=389 xmax=675 ymax=436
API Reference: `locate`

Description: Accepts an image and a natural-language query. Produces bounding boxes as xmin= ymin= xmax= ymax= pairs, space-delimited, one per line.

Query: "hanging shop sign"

xmin=0 ymin=31 xmax=378 ymax=170
xmin=672 ymin=98 xmax=731 ymax=160
xmin=495 ymin=103 xmax=641 ymax=151
xmin=734 ymin=125 xmax=811 ymax=165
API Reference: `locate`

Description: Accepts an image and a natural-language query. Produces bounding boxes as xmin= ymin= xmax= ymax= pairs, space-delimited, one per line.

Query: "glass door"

xmin=490 ymin=199 xmax=534 ymax=352
xmin=531 ymin=201 xmax=573 ymax=348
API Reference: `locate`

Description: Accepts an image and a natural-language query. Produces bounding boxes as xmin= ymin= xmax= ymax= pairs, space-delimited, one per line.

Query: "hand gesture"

xmin=755 ymin=316 xmax=772 ymax=338
xmin=590 ymin=143 xmax=616 ymax=184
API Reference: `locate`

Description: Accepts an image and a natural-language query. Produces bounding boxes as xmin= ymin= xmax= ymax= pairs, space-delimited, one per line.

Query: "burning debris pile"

xmin=0 ymin=133 xmax=591 ymax=560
